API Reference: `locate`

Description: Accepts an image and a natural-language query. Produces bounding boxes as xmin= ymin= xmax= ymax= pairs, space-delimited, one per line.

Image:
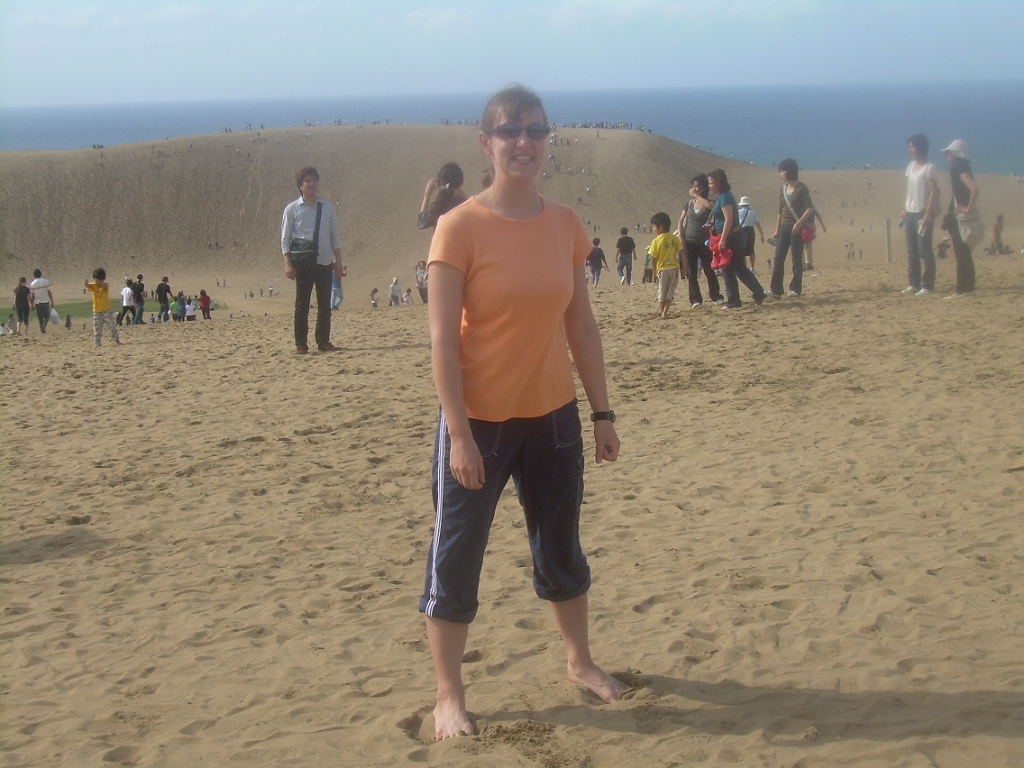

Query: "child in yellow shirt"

xmin=84 ymin=268 xmax=120 ymax=347
xmin=649 ymin=212 xmax=683 ymax=318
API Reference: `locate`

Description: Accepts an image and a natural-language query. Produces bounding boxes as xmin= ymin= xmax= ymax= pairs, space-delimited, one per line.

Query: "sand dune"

xmin=4 ymin=125 xmax=1021 ymax=306
xmin=2 ymin=126 xmax=1024 ymax=766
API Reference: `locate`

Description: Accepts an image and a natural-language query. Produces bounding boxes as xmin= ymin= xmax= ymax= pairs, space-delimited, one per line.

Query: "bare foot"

xmin=567 ymin=661 xmax=629 ymax=703
xmin=433 ymin=694 xmax=474 ymax=740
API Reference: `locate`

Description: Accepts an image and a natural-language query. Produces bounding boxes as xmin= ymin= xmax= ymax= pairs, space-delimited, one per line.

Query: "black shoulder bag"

xmin=289 ymin=201 xmax=322 ymax=271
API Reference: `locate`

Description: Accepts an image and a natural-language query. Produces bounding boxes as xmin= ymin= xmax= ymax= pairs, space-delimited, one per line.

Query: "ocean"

xmin=2 ymin=83 xmax=1022 ymax=176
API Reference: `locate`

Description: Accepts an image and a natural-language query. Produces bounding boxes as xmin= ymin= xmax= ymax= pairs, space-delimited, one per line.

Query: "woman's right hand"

xmin=424 ymin=178 xmax=438 ymax=195
xmin=449 ymin=434 xmax=485 ymax=490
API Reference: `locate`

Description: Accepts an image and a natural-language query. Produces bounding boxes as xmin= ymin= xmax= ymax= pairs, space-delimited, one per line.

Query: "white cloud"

xmin=544 ymin=0 xmax=820 ymax=29
xmin=403 ymin=6 xmax=475 ymax=32
xmin=4 ymin=5 xmax=106 ymax=32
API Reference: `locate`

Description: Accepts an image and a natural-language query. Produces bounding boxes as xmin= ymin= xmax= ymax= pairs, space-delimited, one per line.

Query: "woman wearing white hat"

xmin=940 ymin=139 xmax=980 ymax=297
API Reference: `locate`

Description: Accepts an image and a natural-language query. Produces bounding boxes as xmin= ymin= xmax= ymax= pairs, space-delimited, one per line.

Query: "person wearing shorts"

xmin=423 ymin=85 xmax=626 ymax=741
xmin=649 ymin=212 xmax=682 ymax=318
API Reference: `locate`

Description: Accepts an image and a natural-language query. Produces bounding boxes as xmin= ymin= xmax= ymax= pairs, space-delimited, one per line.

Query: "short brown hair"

xmin=296 ymin=166 xmax=319 ymax=190
xmin=708 ymin=168 xmax=731 ymax=192
xmin=481 ymin=85 xmax=546 ymax=133
xmin=777 ymin=158 xmax=799 ymax=180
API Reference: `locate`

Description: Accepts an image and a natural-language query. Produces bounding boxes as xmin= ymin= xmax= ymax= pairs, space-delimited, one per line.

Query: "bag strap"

xmin=783 ymin=184 xmax=799 ymax=222
xmin=739 ymin=207 xmax=750 ymax=227
xmin=313 ymin=201 xmax=323 ymax=257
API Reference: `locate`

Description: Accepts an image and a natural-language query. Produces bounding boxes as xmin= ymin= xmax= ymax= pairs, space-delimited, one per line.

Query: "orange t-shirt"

xmin=428 ymin=196 xmax=591 ymax=422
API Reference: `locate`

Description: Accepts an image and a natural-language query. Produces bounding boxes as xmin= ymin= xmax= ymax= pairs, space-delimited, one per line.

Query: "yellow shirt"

xmin=428 ymin=196 xmax=590 ymax=422
xmin=650 ymin=232 xmax=682 ymax=274
xmin=86 ymin=280 xmax=111 ymax=312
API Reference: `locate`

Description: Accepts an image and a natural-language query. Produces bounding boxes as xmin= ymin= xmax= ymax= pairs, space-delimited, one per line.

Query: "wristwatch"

xmin=590 ymin=410 xmax=616 ymax=423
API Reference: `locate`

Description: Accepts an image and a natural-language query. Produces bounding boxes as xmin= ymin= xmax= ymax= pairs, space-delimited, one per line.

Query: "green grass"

xmin=54 ymin=300 xmax=96 ymax=320
xmin=52 ymin=299 xmax=230 ymax=321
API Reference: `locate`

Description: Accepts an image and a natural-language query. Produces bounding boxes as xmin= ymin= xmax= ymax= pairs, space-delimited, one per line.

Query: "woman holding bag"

xmin=695 ymin=169 xmax=766 ymax=309
xmin=770 ymin=158 xmax=814 ymax=298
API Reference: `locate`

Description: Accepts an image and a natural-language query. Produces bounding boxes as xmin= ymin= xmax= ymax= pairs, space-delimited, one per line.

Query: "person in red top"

xmin=423 ymin=85 xmax=626 ymax=740
xmin=198 ymin=290 xmax=212 ymax=319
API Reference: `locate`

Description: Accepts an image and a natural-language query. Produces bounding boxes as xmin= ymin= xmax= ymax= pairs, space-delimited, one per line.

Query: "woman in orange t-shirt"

xmin=422 ymin=86 xmax=627 ymax=740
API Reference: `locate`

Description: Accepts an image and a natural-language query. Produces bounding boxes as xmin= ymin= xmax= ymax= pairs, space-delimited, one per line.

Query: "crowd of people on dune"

xmin=5 ymin=270 xmax=216 ymax=345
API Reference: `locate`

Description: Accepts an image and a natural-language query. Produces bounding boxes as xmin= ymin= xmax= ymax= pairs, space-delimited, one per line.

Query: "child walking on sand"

xmin=84 ymin=268 xmax=120 ymax=347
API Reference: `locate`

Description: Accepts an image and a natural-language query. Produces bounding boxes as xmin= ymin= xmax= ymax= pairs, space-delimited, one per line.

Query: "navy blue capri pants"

xmin=419 ymin=399 xmax=591 ymax=624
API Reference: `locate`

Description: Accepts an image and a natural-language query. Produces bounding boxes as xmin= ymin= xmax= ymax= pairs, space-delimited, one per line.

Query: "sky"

xmin=2 ymin=0 xmax=1022 ymax=108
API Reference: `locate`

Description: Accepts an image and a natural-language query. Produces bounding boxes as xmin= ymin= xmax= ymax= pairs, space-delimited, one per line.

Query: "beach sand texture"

xmin=3 ymin=255 xmax=1024 ymax=766
xmin=3 ymin=128 xmax=1024 ymax=766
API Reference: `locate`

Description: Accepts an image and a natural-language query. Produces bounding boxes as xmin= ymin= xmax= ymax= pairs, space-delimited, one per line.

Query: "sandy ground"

xmin=2 ymin=248 xmax=1023 ymax=766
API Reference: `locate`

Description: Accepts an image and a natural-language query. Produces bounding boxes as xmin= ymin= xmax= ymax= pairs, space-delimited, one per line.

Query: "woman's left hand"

xmin=593 ymin=421 xmax=620 ymax=464
xmin=955 ymin=205 xmax=970 ymax=214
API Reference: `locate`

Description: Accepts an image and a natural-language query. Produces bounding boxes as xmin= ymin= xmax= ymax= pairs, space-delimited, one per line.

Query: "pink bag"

xmin=800 ymin=223 xmax=817 ymax=243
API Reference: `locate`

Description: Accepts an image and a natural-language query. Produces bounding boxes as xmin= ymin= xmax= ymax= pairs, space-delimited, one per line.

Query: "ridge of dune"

xmin=3 ymin=122 xmax=1024 ymax=766
xmin=6 ymin=124 xmax=1019 ymax=307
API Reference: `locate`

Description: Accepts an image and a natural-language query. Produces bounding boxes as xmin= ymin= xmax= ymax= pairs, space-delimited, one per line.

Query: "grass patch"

xmin=53 ymin=300 xmax=96 ymax=320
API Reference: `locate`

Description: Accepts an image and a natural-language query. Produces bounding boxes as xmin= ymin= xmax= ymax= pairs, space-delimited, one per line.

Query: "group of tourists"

xmin=639 ymin=159 xmax=827 ymax=317
xmin=85 ymin=272 xmax=214 ymax=345
xmin=899 ymin=135 xmax=982 ymax=299
xmin=584 ymin=134 xmax=984 ymax=316
xmin=7 ymin=267 xmax=217 ymax=347
xmin=9 ymin=269 xmax=55 ymax=336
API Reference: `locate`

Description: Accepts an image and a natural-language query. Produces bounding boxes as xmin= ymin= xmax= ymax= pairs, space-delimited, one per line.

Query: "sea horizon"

xmin=2 ymin=82 xmax=1022 ymax=176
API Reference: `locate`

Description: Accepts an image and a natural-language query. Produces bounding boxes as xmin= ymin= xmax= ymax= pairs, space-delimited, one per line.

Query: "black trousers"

xmin=947 ymin=219 xmax=976 ymax=294
xmin=294 ymin=263 xmax=333 ymax=347
xmin=684 ymin=240 xmax=723 ymax=305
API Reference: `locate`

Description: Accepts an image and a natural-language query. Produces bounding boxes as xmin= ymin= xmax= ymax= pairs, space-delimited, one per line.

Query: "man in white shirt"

xmin=29 ymin=269 xmax=55 ymax=333
xmin=118 ymin=279 xmax=136 ymax=326
xmin=280 ymin=166 xmax=344 ymax=353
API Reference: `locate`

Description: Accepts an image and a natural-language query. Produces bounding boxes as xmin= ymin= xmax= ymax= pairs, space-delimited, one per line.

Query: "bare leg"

xmin=550 ymin=594 xmax=628 ymax=703
xmin=426 ymin=616 xmax=474 ymax=740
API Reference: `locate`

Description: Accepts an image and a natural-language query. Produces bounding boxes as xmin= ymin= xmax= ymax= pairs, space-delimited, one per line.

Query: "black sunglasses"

xmin=488 ymin=122 xmax=551 ymax=141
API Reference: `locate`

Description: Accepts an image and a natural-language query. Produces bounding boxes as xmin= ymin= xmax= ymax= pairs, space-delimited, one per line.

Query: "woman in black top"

xmin=13 ymin=277 xmax=31 ymax=335
xmin=418 ymin=162 xmax=467 ymax=230
xmin=940 ymin=140 xmax=980 ymax=297
xmin=676 ymin=173 xmax=724 ymax=307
